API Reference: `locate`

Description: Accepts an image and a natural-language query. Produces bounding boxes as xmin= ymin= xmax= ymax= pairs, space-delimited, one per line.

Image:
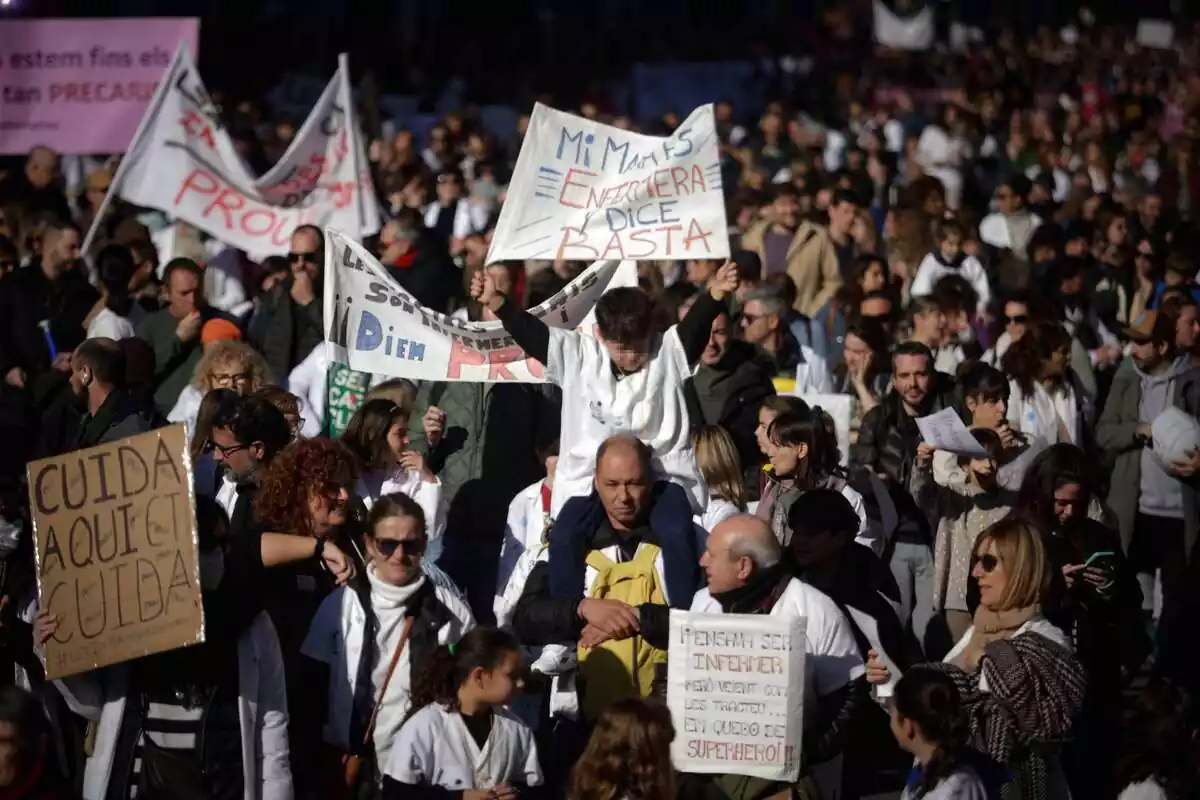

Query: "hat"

xmin=86 ymin=170 xmax=112 ymax=192
xmin=1126 ymin=310 xmax=1157 ymax=343
xmin=201 ymin=318 xmax=242 ymax=345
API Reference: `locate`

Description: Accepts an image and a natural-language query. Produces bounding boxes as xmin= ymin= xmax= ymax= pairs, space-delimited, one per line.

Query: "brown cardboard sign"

xmin=28 ymin=424 xmax=204 ymax=679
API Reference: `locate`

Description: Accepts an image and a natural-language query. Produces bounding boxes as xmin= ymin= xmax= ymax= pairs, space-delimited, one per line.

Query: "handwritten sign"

xmin=916 ymin=407 xmax=988 ymax=458
xmin=324 ymin=229 xmax=637 ymax=382
xmin=667 ymin=611 xmax=805 ymax=782
xmin=28 ymin=425 xmax=203 ymax=679
xmin=488 ymin=103 xmax=729 ymax=264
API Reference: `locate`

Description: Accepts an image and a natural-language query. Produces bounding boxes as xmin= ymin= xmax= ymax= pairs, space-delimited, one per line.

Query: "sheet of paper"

xmin=916 ymin=407 xmax=988 ymax=458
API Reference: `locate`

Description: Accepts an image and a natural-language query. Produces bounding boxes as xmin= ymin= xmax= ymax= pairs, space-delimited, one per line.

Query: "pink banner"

xmin=0 ymin=18 xmax=199 ymax=155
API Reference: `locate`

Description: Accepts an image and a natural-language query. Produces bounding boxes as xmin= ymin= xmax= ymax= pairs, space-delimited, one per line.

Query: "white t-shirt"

xmin=86 ymin=306 xmax=140 ymax=340
xmin=1118 ymin=779 xmax=1169 ymax=800
xmin=384 ymin=703 xmax=542 ymax=791
xmin=497 ymin=480 xmax=551 ymax=606
xmin=900 ymin=766 xmax=991 ymax=800
xmin=690 ymin=577 xmax=864 ymax=726
xmin=545 ymin=325 xmax=707 ymax=516
xmin=910 ymin=252 xmax=990 ymax=312
xmin=943 ymin=615 xmax=1070 ymax=693
xmin=694 ymin=496 xmax=741 ymax=533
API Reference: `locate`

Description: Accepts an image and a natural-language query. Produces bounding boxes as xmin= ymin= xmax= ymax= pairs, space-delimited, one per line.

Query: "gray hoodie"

xmin=1137 ymin=360 xmax=1185 ymax=519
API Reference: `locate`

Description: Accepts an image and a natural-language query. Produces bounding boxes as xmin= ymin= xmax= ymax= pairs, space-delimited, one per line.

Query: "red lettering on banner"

xmin=683 ymin=219 xmax=714 ymax=253
xmin=556 ymin=227 xmax=598 ymax=261
xmin=173 ymin=168 xmax=299 ymax=244
xmin=558 ymin=169 xmax=596 ymax=210
xmin=241 ymin=210 xmax=277 ymax=237
xmin=446 ymin=340 xmax=544 ymax=381
xmin=446 ymin=341 xmax=485 ymax=379
xmin=205 ymin=189 xmax=247 ymax=229
xmin=179 ymin=109 xmax=216 ymax=150
xmin=174 ymin=168 xmax=219 ymax=206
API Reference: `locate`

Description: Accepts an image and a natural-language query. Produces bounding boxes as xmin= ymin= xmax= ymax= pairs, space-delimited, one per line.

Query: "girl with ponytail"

xmin=890 ymin=666 xmax=1002 ymax=799
xmin=382 ymin=627 xmax=542 ymax=799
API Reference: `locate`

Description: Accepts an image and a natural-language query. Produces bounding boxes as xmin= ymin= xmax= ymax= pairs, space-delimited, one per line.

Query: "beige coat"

xmin=741 ymin=220 xmax=843 ymax=317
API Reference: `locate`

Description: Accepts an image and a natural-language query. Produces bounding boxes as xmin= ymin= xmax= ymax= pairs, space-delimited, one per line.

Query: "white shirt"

xmin=546 ymin=325 xmax=707 ymax=516
xmin=384 ymin=703 xmax=542 ymax=791
xmin=86 ymin=306 xmax=140 ymax=340
xmin=497 ymin=480 xmax=551 ymax=608
xmin=1007 ymin=379 xmax=1080 ymax=446
xmin=423 ymin=199 xmax=489 ymax=241
xmin=357 ymin=468 xmax=447 ymax=562
xmin=286 ymin=346 xmax=386 ymax=437
xmin=943 ymin=616 xmax=1069 ymax=693
xmin=793 ymin=347 xmax=834 ymax=396
xmin=690 ymin=577 xmax=865 ymax=726
xmin=694 ymin=496 xmax=741 ymax=533
xmin=978 ymin=211 xmax=1044 ymax=253
xmin=900 ymin=767 xmax=991 ymax=800
xmin=911 ymin=252 xmax=990 ymax=312
xmin=301 ymin=570 xmax=475 ymax=767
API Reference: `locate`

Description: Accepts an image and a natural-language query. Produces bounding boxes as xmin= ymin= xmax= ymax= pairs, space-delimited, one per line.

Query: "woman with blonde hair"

xmin=168 ymin=339 xmax=272 ymax=443
xmin=691 ymin=425 xmax=747 ymax=532
xmin=867 ymin=518 xmax=1085 ymax=799
xmin=569 ymin=698 xmax=675 ymax=800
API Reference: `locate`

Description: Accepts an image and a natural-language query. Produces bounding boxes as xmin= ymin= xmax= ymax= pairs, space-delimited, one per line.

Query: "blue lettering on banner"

xmin=556 ymin=128 xmax=693 ymax=176
xmin=353 ymin=310 xmax=426 ymax=362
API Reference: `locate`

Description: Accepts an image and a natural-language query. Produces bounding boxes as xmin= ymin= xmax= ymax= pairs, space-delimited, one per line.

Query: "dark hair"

xmin=767 ymin=408 xmax=841 ymax=486
xmin=892 ymin=666 xmax=973 ymax=795
xmin=163 ymin=257 xmax=203 ymax=286
xmin=786 ymin=488 xmax=859 ymax=541
xmin=831 ymin=188 xmax=858 ymax=208
xmin=960 ymin=362 xmax=1010 ymax=406
xmin=75 ymin=337 xmax=126 ymax=387
xmin=0 ymin=685 xmax=49 ymax=773
xmin=1002 ymin=321 xmax=1071 ymax=396
xmin=935 ymin=218 xmax=965 ymax=242
xmin=259 ymin=255 xmax=290 ymax=293
xmin=1013 ymin=443 xmax=1096 ymax=532
xmin=192 ymin=388 xmax=237 ymax=462
xmin=653 ymin=282 xmax=699 ymax=332
xmin=595 ymin=287 xmax=654 ymax=345
xmin=341 ymin=399 xmax=408 ymax=472
xmin=958 ymin=428 xmax=1004 ymax=468
xmin=95 ymin=244 xmax=135 ymax=315
xmin=367 ymin=491 xmax=427 ymax=540
xmin=210 ymin=393 xmax=291 ymax=460
xmin=932 ymin=274 xmax=978 ymax=316
xmin=772 ymin=183 xmax=799 ymax=202
xmin=127 ymin=238 xmax=158 ymax=269
xmin=893 ymin=339 xmax=934 ymax=368
xmin=0 ymin=234 xmax=17 ymax=262
xmin=406 ymin=627 xmax=521 ymax=718
xmin=1116 ymin=679 xmax=1200 ymax=798
xmin=537 ymin=437 xmax=560 ymax=462
xmin=906 ymin=295 xmax=942 ymax=326
xmin=834 ymin=254 xmax=885 ymax=314
xmin=761 ymin=395 xmax=808 ymax=417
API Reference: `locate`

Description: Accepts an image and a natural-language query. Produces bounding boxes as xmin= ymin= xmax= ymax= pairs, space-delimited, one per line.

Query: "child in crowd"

xmin=891 ymin=666 xmax=1002 ymax=799
xmin=341 ymin=398 xmax=445 ymax=553
xmin=691 ymin=425 xmax=747 ymax=532
xmin=911 ymin=219 xmax=990 ymax=318
xmin=496 ymin=438 xmax=559 ymax=613
xmin=568 ymin=698 xmax=676 ymax=800
xmin=913 ymin=428 xmax=1015 ymax=643
xmin=382 ymin=627 xmax=541 ymax=799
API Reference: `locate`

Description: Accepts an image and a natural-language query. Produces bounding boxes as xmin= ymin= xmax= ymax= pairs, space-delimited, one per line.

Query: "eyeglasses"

xmin=976 ymin=553 xmax=1000 ymax=573
xmin=212 ymin=372 xmax=251 ymax=387
xmin=205 ymin=440 xmax=250 ymax=458
xmin=741 ymin=313 xmax=767 ymax=324
xmin=372 ymin=537 xmax=426 ymax=559
xmin=1005 ymin=314 xmax=1029 ymax=324
xmin=288 ymin=251 xmax=319 ymax=265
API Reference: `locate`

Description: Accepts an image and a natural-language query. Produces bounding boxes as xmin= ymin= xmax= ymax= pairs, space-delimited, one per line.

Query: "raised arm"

xmin=474 ymin=269 xmax=550 ymax=363
xmin=677 ymin=261 xmax=738 ymax=367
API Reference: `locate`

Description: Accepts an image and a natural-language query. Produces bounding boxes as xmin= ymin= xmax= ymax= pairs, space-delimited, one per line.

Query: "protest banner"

xmin=667 ymin=611 xmax=805 ymax=781
xmin=87 ymin=46 xmax=378 ymax=258
xmin=488 ymin=103 xmax=729 ymax=264
xmin=0 ymin=18 xmax=199 ymax=155
xmin=323 ymin=228 xmax=637 ymax=383
xmin=28 ymin=425 xmax=203 ymax=680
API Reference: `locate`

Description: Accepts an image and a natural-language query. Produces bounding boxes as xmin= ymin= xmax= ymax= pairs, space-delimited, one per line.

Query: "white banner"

xmin=323 ymin=228 xmax=637 ymax=383
xmin=488 ymin=102 xmax=729 ymax=264
xmin=667 ymin=611 xmax=805 ymax=782
xmin=873 ymin=0 xmax=936 ymax=51
xmin=92 ymin=45 xmax=378 ymax=259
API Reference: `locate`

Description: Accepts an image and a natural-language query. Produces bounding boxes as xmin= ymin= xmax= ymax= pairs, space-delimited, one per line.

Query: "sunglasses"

xmin=1005 ymin=314 xmax=1029 ymax=324
xmin=372 ymin=537 xmax=426 ymax=559
xmin=288 ymin=251 xmax=318 ymax=265
xmin=976 ymin=553 xmax=1001 ymax=573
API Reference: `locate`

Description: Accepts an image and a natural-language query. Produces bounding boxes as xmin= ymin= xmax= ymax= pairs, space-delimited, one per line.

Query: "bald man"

xmin=0 ymin=145 xmax=71 ymax=222
xmin=510 ymin=433 xmax=700 ymax=722
xmin=690 ymin=514 xmax=868 ymax=798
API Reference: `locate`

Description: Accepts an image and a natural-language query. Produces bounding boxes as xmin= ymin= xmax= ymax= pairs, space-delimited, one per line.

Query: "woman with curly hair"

xmin=168 ymin=339 xmax=273 ymax=444
xmin=569 ymin=698 xmax=675 ymax=800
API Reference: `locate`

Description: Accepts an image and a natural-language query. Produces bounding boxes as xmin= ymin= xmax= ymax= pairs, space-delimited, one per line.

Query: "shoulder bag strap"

xmin=360 ymin=614 xmax=416 ymax=749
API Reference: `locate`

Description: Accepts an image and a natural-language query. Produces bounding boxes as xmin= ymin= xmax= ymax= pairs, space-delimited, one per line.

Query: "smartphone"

xmin=1082 ymin=550 xmax=1116 ymax=569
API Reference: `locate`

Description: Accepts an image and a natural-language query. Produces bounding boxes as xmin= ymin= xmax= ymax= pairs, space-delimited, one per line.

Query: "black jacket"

xmin=249 ymin=277 xmax=324 ymax=383
xmin=384 ymin=237 xmax=459 ymax=314
xmin=74 ymin=389 xmax=164 ymax=449
xmin=0 ymin=263 xmax=98 ymax=376
xmin=851 ymin=372 xmax=957 ymax=491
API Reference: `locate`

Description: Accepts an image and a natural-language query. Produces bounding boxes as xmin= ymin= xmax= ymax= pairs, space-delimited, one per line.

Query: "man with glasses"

xmin=423 ymin=168 xmax=487 ymax=248
xmin=739 ymin=285 xmax=832 ymax=391
xmin=251 ymin=224 xmax=327 ymax=380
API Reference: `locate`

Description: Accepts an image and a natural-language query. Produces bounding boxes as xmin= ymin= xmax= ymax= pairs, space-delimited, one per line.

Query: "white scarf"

xmin=368 ymin=562 xmax=426 ymax=612
xmin=367 ymin=563 xmax=427 ymax=766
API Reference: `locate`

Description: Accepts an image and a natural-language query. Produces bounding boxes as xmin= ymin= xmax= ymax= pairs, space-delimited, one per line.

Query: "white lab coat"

xmin=356 ymin=468 xmax=447 ymax=561
xmin=169 ymin=385 xmax=321 ymax=445
xmin=793 ymin=347 xmax=834 ymax=396
xmin=286 ymin=346 xmax=388 ymax=436
xmin=496 ymin=480 xmax=551 ymax=612
xmin=423 ymin=199 xmax=489 ymax=241
xmin=384 ymin=703 xmax=542 ymax=791
xmin=55 ymin=612 xmax=293 ymax=800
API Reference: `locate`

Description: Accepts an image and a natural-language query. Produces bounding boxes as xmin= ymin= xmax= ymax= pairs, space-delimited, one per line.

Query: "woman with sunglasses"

xmin=866 ymin=519 xmax=1086 ymax=799
xmin=873 ymin=515 xmax=1089 ymax=796
xmin=302 ymin=493 xmax=474 ymax=797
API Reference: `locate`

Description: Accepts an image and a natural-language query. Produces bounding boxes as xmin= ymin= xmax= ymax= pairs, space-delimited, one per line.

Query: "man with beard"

xmin=0 ymin=220 xmax=97 ymax=387
xmin=67 ymin=337 xmax=161 ymax=448
xmin=681 ymin=304 xmax=775 ymax=489
xmin=251 ymin=225 xmax=326 ymax=380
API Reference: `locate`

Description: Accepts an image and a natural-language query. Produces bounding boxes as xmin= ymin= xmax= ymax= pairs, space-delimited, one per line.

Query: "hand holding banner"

xmin=488 ymin=103 xmax=729 ymax=264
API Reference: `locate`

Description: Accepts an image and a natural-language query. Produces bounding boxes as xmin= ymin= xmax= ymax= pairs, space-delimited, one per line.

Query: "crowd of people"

xmin=1 ymin=13 xmax=1200 ymax=800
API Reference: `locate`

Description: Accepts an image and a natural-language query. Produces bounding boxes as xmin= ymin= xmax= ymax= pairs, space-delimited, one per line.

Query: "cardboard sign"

xmin=488 ymin=102 xmax=729 ymax=264
xmin=323 ymin=228 xmax=637 ymax=382
xmin=28 ymin=425 xmax=204 ymax=679
xmin=0 ymin=18 xmax=199 ymax=155
xmin=667 ymin=611 xmax=806 ymax=782
xmin=90 ymin=46 xmax=378 ymax=259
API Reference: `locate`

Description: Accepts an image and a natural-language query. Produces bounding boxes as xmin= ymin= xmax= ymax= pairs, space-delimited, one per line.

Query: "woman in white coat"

xmin=37 ymin=498 xmax=293 ymax=800
xmin=302 ymin=494 xmax=474 ymax=795
xmin=169 ymin=340 xmax=274 ymax=446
